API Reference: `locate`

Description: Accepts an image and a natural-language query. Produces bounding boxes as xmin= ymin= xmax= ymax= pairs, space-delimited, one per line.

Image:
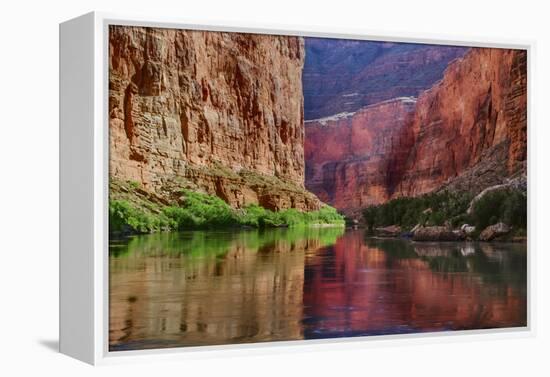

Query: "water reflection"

xmin=109 ymin=229 xmax=526 ymax=350
xmin=303 ymin=234 xmax=526 ymax=339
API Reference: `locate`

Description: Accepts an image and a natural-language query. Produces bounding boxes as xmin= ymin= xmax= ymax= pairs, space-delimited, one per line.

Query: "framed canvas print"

xmin=60 ymin=12 xmax=532 ymax=365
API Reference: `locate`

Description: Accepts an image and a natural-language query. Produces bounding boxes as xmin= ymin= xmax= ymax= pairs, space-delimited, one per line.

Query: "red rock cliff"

xmin=304 ymin=48 xmax=527 ymax=215
xmin=109 ymin=26 xmax=321 ymax=211
xmin=305 ymin=97 xmax=416 ymax=211
xmin=395 ymin=48 xmax=527 ymax=196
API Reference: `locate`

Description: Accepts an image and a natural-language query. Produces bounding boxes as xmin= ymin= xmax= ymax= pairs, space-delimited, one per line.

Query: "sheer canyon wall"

xmin=108 ymin=28 xmax=527 ymax=216
xmin=305 ymin=97 xmax=417 ymax=209
xmin=305 ymin=48 xmax=527 ymax=216
xmin=109 ymin=26 xmax=321 ymax=211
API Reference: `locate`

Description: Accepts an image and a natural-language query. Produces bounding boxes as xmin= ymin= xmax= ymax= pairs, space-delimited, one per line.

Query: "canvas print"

xmin=108 ymin=25 xmax=527 ymax=351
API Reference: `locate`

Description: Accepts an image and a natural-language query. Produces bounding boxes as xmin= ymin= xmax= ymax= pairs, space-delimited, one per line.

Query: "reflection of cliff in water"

xmin=109 ymin=227 xmax=344 ymax=350
xmin=109 ymin=228 xmax=526 ymax=351
xmin=303 ymin=232 xmax=527 ymax=339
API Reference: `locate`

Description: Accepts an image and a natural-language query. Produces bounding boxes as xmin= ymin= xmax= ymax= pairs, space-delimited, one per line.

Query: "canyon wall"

xmin=395 ymin=48 xmax=527 ymax=196
xmin=305 ymin=97 xmax=416 ymax=210
xmin=109 ymin=26 xmax=321 ymax=211
xmin=303 ymin=39 xmax=467 ymax=119
xmin=304 ymin=48 xmax=527 ymax=216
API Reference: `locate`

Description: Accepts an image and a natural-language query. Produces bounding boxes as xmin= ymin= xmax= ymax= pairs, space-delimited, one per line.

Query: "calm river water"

xmin=109 ymin=228 xmax=527 ymax=351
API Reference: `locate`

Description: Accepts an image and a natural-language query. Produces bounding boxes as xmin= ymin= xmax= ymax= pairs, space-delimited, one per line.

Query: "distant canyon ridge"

xmin=108 ymin=27 xmax=527 ymax=217
xmin=304 ymin=42 xmax=527 ymax=217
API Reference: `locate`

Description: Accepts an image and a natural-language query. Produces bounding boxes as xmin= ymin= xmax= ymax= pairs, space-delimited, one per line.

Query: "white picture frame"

xmin=59 ymin=11 xmax=535 ymax=365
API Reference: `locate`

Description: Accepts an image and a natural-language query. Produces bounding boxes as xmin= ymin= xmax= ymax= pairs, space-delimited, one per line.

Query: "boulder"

xmin=479 ymin=222 xmax=511 ymax=241
xmin=375 ymin=225 xmax=402 ymax=237
xmin=412 ymin=226 xmax=463 ymax=241
xmin=460 ymin=224 xmax=476 ymax=235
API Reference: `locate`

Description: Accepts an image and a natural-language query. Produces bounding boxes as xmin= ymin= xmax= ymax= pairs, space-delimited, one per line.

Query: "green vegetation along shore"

xmin=362 ymin=188 xmax=526 ymax=241
xmin=110 ymin=184 xmax=344 ymax=236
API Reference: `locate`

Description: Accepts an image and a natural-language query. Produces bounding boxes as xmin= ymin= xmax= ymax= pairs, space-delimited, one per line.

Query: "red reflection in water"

xmin=302 ymin=231 xmax=526 ymax=338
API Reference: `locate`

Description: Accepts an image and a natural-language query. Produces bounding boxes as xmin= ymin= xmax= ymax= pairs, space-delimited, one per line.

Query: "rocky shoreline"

xmin=372 ymin=222 xmax=526 ymax=243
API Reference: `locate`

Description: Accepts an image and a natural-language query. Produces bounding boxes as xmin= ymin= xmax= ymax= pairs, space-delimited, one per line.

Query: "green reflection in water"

xmin=110 ymin=226 xmax=345 ymax=259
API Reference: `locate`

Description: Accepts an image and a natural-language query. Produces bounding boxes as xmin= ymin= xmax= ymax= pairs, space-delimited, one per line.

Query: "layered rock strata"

xmin=395 ymin=48 xmax=527 ymax=197
xmin=304 ymin=48 xmax=527 ymax=215
xmin=305 ymin=97 xmax=417 ymax=211
xmin=109 ymin=25 xmax=322 ymax=211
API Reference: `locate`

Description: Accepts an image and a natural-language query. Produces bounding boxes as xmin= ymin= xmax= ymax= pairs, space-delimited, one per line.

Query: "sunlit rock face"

xmin=395 ymin=48 xmax=527 ymax=197
xmin=109 ymin=26 xmax=322 ymax=211
xmin=304 ymin=47 xmax=527 ymax=216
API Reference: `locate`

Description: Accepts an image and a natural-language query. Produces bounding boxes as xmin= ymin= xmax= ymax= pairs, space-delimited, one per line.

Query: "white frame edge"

xmin=59 ymin=11 xmax=536 ymax=365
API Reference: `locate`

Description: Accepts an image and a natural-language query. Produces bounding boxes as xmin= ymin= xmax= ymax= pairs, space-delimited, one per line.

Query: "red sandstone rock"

xmin=396 ymin=48 xmax=527 ymax=197
xmin=305 ymin=97 xmax=416 ymax=213
xmin=109 ymin=26 xmax=322 ymax=211
xmin=304 ymin=48 xmax=527 ymax=216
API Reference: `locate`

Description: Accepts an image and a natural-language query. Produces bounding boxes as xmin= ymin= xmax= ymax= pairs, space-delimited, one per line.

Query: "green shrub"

xmin=362 ymin=191 xmax=473 ymax=230
xmin=235 ymin=204 xmax=268 ymax=227
xmin=162 ymin=190 xmax=236 ymax=229
xmin=162 ymin=207 xmax=199 ymax=229
xmin=109 ymin=200 xmax=172 ymax=234
xmin=112 ymin=189 xmax=346 ymax=234
xmin=363 ymin=206 xmax=378 ymax=231
xmin=471 ymin=189 xmax=526 ymax=230
xmin=128 ymin=180 xmax=141 ymax=190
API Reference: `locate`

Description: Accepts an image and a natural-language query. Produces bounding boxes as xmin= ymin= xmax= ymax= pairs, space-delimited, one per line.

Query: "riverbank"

xmin=109 ymin=180 xmax=345 ymax=236
xmin=365 ymin=232 xmax=527 ymax=244
xmin=362 ymin=186 xmax=526 ymax=243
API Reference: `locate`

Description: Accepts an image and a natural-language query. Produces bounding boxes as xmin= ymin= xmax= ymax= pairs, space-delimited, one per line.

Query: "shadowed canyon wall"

xmin=303 ymin=39 xmax=467 ymax=119
xmin=109 ymin=26 xmax=321 ymax=211
xmin=305 ymin=48 xmax=527 ymax=216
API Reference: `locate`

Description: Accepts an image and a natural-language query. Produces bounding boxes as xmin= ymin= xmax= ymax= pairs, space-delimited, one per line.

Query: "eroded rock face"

xmin=395 ymin=48 xmax=527 ymax=197
xmin=304 ymin=48 xmax=527 ymax=216
xmin=109 ymin=26 xmax=322 ymax=211
xmin=305 ymin=97 xmax=416 ymax=214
